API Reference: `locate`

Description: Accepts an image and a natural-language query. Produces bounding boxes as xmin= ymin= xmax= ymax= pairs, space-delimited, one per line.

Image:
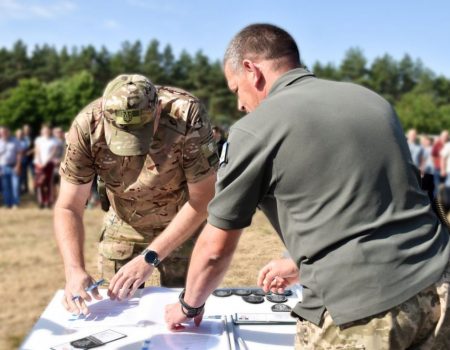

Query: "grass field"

xmin=0 ymin=203 xmax=284 ymax=350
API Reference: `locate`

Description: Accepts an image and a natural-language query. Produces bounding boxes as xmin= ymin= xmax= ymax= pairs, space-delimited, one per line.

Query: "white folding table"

xmin=21 ymin=286 xmax=302 ymax=350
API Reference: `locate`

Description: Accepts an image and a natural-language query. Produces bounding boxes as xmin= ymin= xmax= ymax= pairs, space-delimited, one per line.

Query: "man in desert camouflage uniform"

xmin=54 ymin=74 xmax=218 ymax=315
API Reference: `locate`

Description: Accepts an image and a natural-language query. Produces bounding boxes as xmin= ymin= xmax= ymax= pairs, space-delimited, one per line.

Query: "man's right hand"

xmin=257 ymin=258 xmax=300 ymax=294
xmin=62 ymin=268 xmax=103 ymax=315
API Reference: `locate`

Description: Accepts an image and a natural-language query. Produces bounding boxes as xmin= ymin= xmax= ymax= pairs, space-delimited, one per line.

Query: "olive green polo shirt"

xmin=208 ymin=68 xmax=450 ymax=325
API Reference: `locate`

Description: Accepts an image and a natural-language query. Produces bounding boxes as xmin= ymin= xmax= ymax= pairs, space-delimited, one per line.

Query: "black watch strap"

xmin=179 ymin=289 xmax=205 ymax=318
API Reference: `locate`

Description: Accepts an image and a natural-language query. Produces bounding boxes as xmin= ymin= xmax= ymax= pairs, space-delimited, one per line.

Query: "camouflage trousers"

xmin=97 ymin=209 xmax=202 ymax=288
xmin=295 ymin=262 xmax=450 ymax=350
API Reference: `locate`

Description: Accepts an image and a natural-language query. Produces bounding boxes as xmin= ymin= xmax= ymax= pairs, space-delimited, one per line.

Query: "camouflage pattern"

xmin=102 ymin=74 xmax=158 ymax=156
xmin=60 ymin=82 xmax=218 ymax=286
xmin=98 ymin=209 xmax=203 ymax=287
xmin=294 ymin=261 xmax=450 ymax=350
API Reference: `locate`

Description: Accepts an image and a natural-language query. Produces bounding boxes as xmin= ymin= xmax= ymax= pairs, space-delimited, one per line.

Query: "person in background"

xmin=52 ymin=126 xmax=66 ymax=201
xmin=15 ymin=128 xmax=29 ymax=196
xmin=212 ymin=126 xmax=227 ymax=156
xmin=34 ymin=124 xmax=57 ymax=208
xmin=406 ymin=128 xmax=424 ymax=169
xmin=22 ymin=124 xmax=34 ymax=192
xmin=0 ymin=126 xmax=22 ymax=208
xmin=433 ymin=130 xmax=449 ymax=194
xmin=164 ymin=23 xmax=450 ymax=349
xmin=420 ymin=134 xmax=435 ymax=202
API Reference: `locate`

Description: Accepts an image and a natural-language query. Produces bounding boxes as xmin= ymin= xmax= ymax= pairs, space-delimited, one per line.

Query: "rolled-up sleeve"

xmin=208 ymin=127 xmax=270 ymax=230
xmin=182 ymin=101 xmax=219 ymax=183
xmin=59 ymin=117 xmax=96 ymax=185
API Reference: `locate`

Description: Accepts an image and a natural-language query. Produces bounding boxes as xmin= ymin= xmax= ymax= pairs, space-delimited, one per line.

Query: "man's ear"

xmin=242 ymin=59 xmax=263 ymax=88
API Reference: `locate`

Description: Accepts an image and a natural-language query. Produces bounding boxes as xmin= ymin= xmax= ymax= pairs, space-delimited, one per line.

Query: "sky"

xmin=0 ymin=0 xmax=449 ymax=77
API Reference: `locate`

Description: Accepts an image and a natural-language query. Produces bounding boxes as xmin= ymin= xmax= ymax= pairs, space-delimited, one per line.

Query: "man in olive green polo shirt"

xmin=165 ymin=24 xmax=450 ymax=349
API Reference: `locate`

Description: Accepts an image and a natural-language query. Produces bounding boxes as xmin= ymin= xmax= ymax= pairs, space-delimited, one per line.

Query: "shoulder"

xmin=72 ymin=98 xmax=103 ymax=132
xmin=157 ymin=85 xmax=204 ymax=125
xmin=65 ymin=98 xmax=102 ymax=145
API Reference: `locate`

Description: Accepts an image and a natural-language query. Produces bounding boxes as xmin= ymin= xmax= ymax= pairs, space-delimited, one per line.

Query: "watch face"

xmin=144 ymin=250 xmax=158 ymax=265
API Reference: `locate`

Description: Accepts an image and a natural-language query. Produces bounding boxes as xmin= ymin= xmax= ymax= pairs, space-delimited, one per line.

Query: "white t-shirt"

xmin=34 ymin=136 xmax=58 ymax=166
xmin=440 ymin=142 xmax=450 ymax=173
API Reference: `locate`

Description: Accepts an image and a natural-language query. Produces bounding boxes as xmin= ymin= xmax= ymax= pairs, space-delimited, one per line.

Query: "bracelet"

xmin=179 ymin=289 xmax=205 ymax=318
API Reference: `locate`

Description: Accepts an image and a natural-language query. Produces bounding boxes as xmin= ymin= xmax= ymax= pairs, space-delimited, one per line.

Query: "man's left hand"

xmin=165 ymin=302 xmax=204 ymax=331
xmin=108 ymin=255 xmax=153 ymax=300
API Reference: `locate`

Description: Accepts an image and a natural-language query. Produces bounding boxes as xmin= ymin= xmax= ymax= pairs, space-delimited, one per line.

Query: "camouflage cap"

xmin=103 ymin=74 xmax=158 ymax=156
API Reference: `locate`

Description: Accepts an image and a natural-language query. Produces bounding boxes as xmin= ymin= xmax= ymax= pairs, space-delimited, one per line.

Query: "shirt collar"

xmin=268 ymin=68 xmax=315 ymax=96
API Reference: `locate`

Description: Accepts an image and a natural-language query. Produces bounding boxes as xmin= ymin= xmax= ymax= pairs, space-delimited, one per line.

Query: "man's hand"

xmin=108 ymin=255 xmax=153 ymax=301
xmin=165 ymin=302 xmax=204 ymax=331
xmin=62 ymin=268 xmax=102 ymax=315
xmin=257 ymin=258 xmax=299 ymax=294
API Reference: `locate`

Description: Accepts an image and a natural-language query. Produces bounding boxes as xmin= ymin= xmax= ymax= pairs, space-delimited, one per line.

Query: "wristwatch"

xmin=141 ymin=249 xmax=161 ymax=267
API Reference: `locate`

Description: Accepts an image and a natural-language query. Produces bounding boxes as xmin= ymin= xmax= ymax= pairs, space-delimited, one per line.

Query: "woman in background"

xmin=34 ymin=124 xmax=57 ymax=208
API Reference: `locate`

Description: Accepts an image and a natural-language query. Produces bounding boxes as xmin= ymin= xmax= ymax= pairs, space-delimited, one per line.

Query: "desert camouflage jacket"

xmin=60 ymin=86 xmax=218 ymax=230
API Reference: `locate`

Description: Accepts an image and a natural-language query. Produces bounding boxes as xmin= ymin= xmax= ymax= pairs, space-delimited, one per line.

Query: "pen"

xmin=72 ymin=279 xmax=105 ymax=300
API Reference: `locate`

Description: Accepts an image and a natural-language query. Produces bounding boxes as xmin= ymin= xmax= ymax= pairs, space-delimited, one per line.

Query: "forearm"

xmin=54 ymin=206 xmax=86 ymax=277
xmin=148 ymin=174 xmax=216 ymax=260
xmin=147 ymin=200 xmax=207 ymax=260
xmin=183 ymin=225 xmax=242 ymax=307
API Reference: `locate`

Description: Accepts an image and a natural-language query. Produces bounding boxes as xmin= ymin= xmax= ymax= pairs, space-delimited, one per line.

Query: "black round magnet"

xmin=212 ymin=289 xmax=232 ymax=297
xmin=271 ymin=303 xmax=292 ymax=312
xmin=242 ymin=295 xmax=264 ymax=304
xmin=233 ymin=288 xmax=252 ymax=296
xmin=251 ymin=289 xmax=266 ymax=296
xmin=266 ymin=294 xmax=288 ymax=303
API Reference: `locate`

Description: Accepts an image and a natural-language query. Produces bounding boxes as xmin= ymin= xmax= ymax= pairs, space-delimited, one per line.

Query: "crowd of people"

xmin=0 ymin=123 xmax=66 ymax=209
xmin=406 ymin=128 xmax=450 ymax=203
xmin=0 ymin=123 xmax=228 ymax=210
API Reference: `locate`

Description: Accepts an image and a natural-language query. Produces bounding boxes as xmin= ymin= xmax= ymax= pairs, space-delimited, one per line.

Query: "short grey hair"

xmin=224 ymin=23 xmax=301 ymax=73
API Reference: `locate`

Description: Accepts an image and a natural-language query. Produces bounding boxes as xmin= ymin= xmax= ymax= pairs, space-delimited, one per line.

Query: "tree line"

xmin=0 ymin=40 xmax=449 ymax=133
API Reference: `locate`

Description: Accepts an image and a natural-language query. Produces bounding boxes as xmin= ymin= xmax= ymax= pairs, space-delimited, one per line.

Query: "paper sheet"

xmin=147 ymin=318 xmax=229 ymax=350
xmin=64 ymin=295 xmax=143 ymax=328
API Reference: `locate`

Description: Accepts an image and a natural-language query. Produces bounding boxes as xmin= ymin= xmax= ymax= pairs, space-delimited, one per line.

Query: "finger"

xmin=78 ymin=298 xmax=89 ymax=315
xmin=80 ymin=289 xmax=92 ymax=303
xmin=128 ymin=279 xmax=143 ymax=299
xmin=70 ymin=296 xmax=83 ymax=315
xmin=108 ymin=272 xmax=121 ymax=300
xmin=257 ymin=264 xmax=272 ymax=287
xmin=170 ymin=323 xmax=186 ymax=331
xmin=118 ymin=278 xmax=135 ymax=300
xmin=262 ymin=271 xmax=280 ymax=290
xmin=194 ymin=313 xmax=204 ymax=327
xmin=111 ymin=275 xmax=126 ymax=300
xmin=91 ymin=287 xmax=103 ymax=301
xmin=72 ymin=292 xmax=90 ymax=315
xmin=62 ymin=296 xmax=70 ymax=312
